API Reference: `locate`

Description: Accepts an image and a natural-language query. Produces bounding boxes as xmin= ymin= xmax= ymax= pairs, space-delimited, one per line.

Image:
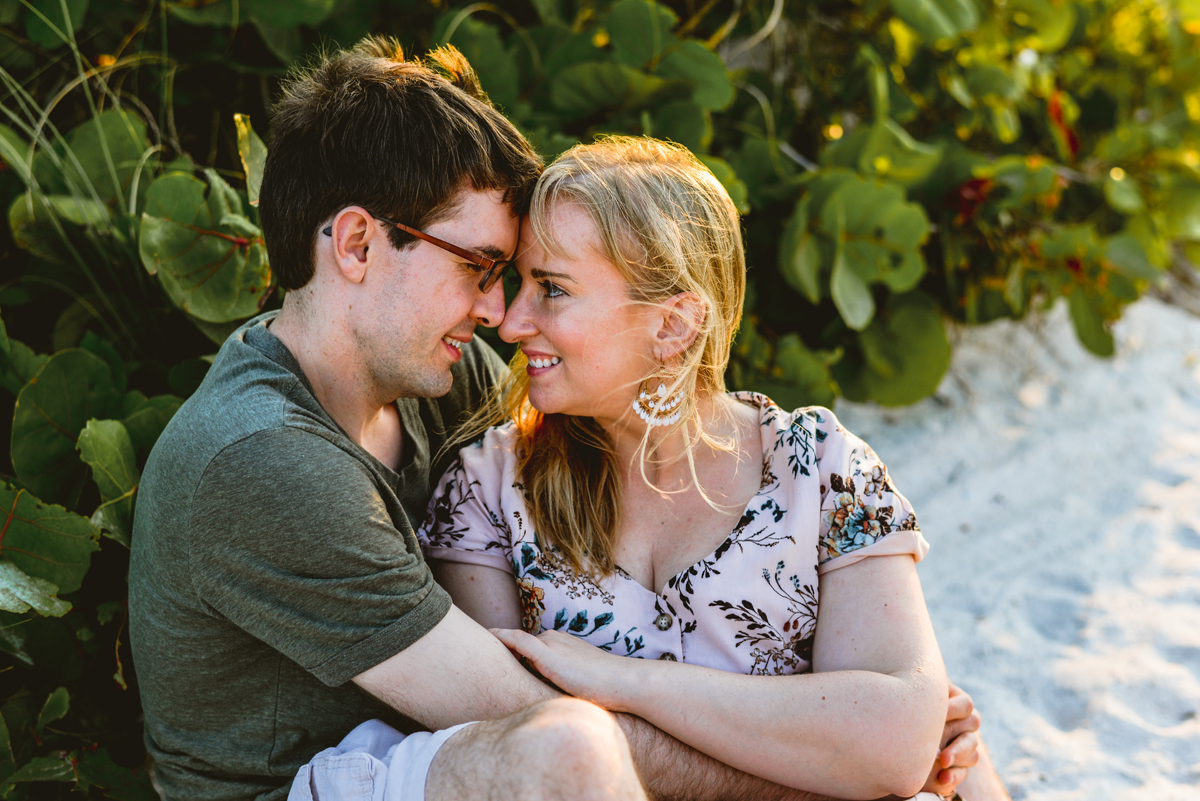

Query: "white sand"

xmin=836 ymin=297 xmax=1200 ymax=801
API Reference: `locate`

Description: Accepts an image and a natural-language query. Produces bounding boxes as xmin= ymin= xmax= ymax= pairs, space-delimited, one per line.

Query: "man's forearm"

xmin=615 ymin=712 xmax=840 ymax=801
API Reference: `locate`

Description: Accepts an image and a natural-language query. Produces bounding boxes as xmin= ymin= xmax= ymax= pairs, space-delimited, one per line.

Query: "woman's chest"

xmin=508 ymin=485 xmax=824 ymax=676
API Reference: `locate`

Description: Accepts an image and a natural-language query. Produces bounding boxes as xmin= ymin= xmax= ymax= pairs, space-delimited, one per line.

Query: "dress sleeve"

xmin=808 ymin=408 xmax=931 ymax=575
xmin=416 ymin=426 xmax=517 ymax=574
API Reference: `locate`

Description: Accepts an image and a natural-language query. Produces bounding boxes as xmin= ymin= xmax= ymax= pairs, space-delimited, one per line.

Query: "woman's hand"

xmin=923 ymin=683 xmax=982 ymax=797
xmin=490 ymin=628 xmax=637 ymax=711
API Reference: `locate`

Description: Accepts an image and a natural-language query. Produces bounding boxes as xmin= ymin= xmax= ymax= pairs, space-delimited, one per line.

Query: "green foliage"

xmin=1 ymin=0 xmax=1199 ymax=794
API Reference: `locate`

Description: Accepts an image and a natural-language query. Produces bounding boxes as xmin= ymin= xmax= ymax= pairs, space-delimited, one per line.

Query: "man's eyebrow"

xmin=530 ymin=268 xmax=575 ymax=282
xmin=474 ymin=245 xmax=508 ymax=260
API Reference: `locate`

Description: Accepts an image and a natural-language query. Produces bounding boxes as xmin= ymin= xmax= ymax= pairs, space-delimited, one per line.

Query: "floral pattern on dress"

xmin=417 ymin=394 xmax=928 ymax=678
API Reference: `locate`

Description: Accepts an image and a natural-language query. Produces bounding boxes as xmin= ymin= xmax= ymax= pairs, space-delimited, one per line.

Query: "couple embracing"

xmin=129 ymin=36 xmax=1008 ymax=801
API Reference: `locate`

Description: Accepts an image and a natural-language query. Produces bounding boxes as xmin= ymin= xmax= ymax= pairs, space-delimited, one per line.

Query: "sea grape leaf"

xmin=74 ymin=748 xmax=158 ymax=801
xmin=121 ymin=392 xmax=183 ymax=454
xmin=244 ymin=0 xmax=335 ymax=27
xmin=0 ymin=484 xmax=100 ymax=595
xmin=78 ymin=331 xmax=126 ymax=396
xmin=31 ymin=108 xmax=149 ymax=206
xmin=3 ymin=754 xmax=75 ymax=786
xmin=0 ymin=310 xmax=7 ymax=352
xmin=165 ymin=0 xmax=237 ymax=26
xmin=856 ymin=291 xmax=950 ymax=406
xmin=0 ymin=709 xmax=13 ymax=783
xmin=24 ymin=0 xmax=88 ymax=49
xmin=139 ymin=169 xmax=273 ymax=323
xmin=549 ymin=62 xmax=684 ymax=119
xmin=11 ymin=349 xmax=122 ymax=505
xmin=1103 ymin=175 xmax=1145 ymax=214
xmin=76 ymin=420 xmax=139 ymax=547
xmin=890 ymin=0 xmax=979 ymax=41
xmin=827 ymin=195 xmax=875 ymax=331
xmin=34 ymin=688 xmax=68 ymax=737
xmin=434 ymin=13 xmax=520 ymax=110
xmin=747 ymin=333 xmax=838 ymax=409
xmin=0 ymin=560 xmax=71 ymax=617
xmin=650 ymin=101 xmax=709 ymax=151
xmin=1105 ymin=233 xmax=1160 ymax=280
xmin=779 ymin=196 xmax=821 ymax=303
xmin=1165 ymin=186 xmax=1200 ymax=241
xmin=1009 ymin=0 xmax=1075 ymax=52
xmin=254 ymin=19 xmax=303 ymax=65
xmin=607 ymin=0 xmax=679 ymax=67
xmin=698 ymin=156 xmax=749 ymax=214
xmin=9 ymin=192 xmax=111 ymax=265
xmin=234 ymin=114 xmax=267 ymax=208
xmin=656 ymin=41 xmax=733 ymax=110
xmin=0 ymin=340 xmax=48 ymax=397
xmin=1068 ymin=291 xmax=1113 ymax=357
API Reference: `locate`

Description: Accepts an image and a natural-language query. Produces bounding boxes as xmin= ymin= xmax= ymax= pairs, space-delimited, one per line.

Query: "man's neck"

xmin=269 ymin=301 xmax=405 ymax=470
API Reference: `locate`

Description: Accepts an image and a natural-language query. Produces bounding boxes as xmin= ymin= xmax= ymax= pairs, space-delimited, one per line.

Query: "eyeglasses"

xmin=322 ymin=214 xmax=511 ymax=293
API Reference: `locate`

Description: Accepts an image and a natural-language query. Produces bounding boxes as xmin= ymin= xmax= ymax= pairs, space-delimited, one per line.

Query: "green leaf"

xmin=165 ymin=0 xmax=237 ymax=26
xmin=1103 ymin=175 xmax=1145 ymax=214
xmin=856 ymin=291 xmax=950 ymax=406
xmin=234 ymin=114 xmax=267 ymax=208
xmin=78 ymin=331 xmax=126 ymax=396
xmin=32 ymin=108 xmax=149 ymax=206
xmin=0 ymin=310 xmax=8 ymax=353
xmin=1068 ymin=291 xmax=1114 ymax=357
xmin=890 ymin=0 xmax=979 ymax=40
xmin=1165 ymin=186 xmax=1200 ymax=240
xmin=11 ymin=349 xmax=122 ymax=506
xmin=121 ymin=392 xmax=183 ymax=454
xmin=244 ymin=0 xmax=334 ymax=27
xmin=24 ymin=0 xmax=88 ymax=49
xmin=656 ymin=41 xmax=733 ymax=111
xmin=0 ymin=0 xmax=19 ymax=25
xmin=779 ymin=196 xmax=821 ymax=303
xmin=857 ymin=121 xmax=942 ymax=187
xmin=0 ymin=707 xmax=14 ymax=783
xmin=650 ymin=101 xmax=710 ymax=151
xmin=964 ymin=64 xmax=1021 ymax=102
xmin=828 ymin=195 xmax=875 ymax=330
xmin=139 ymin=169 xmax=273 ymax=323
xmin=9 ymin=193 xmax=111 ymax=265
xmin=0 ymin=341 xmax=49 ymax=397
xmin=606 ymin=0 xmax=679 ymax=67
xmin=34 ymin=688 xmax=68 ymax=737
xmin=550 ymin=62 xmax=684 ymax=119
xmin=1104 ymin=233 xmax=1161 ymax=280
xmin=435 ymin=13 xmax=520 ymax=110
xmin=1010 ymin=0 xmax=1076 ymax=52
xmin=0 ymin=560 xmax=71 ymax=616
xmin=253 ymin=19 xmax=303 ymax=65
xmin=3 ymin=755 xmax=74 ymax=786
xmin=74 ymin=748 xmax=158 ymax=801
xmin=76 ymin=420 xmax=139 ymax=547
xmin=0 ymin=484 xmax=99 ymax=596
xmin=698 ymin=156 xmax=749 ymax=215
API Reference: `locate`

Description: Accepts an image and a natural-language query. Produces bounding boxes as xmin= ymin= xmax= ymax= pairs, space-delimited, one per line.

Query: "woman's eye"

xmin=539 ymin=280 xmax=565 ymax=299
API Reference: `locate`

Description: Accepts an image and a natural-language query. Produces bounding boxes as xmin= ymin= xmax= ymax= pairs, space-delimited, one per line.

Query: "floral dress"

xmin=417 ymin=393 xmax=929 ymax=675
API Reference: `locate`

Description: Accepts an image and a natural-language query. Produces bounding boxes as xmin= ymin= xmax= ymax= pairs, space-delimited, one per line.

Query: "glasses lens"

xmin=479 ymin=261 xmax=511 ymax=293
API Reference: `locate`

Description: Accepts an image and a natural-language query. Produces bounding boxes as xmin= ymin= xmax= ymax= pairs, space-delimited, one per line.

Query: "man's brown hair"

xmin=259 ymin=37 xmax=542 ymax=290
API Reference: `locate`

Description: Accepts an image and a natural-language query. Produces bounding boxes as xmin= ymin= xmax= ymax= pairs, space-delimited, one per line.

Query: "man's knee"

xmin=505 ymin=698 xmax=644 ymax=799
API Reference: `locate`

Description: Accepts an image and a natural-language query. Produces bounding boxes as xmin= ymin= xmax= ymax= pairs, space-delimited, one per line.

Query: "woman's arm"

xmin=429 ymin=560 xmax=523 ymax=629
xmin=493 ymin=554 xmax=948 ymax=800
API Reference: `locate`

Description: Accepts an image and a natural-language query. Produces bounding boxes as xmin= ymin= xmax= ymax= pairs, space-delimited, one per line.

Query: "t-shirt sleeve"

xmin=188 ymin=428 xmax=451 ymax=687
xmin=416 ymin=428 xmax=516 ymax=574
xmin=806 ymin=408 xmax=930 ymax=574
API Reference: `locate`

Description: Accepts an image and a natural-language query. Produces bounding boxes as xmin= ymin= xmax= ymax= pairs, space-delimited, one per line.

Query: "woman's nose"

xmin=499 ymin=290 xmax=537 ymax=343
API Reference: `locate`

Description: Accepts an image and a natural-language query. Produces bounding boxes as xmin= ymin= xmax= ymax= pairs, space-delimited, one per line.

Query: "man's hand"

xmin=923 ymin=683 xmax=982 ymax=797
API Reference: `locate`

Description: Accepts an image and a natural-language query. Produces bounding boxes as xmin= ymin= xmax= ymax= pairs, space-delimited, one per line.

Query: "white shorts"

xmin=288 ymin=719 xmax=476 ymax=801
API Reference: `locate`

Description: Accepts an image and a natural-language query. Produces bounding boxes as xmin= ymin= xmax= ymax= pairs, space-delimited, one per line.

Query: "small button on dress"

xmin=658 ymin=652 xmax=677 ymax=661
xmin=654 ymin=613 xmax=673 ymax=631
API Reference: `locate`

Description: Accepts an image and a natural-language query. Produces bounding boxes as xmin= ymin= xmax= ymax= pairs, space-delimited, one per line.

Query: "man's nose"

xmin=471 ymin=279 xmax=506 ymax=328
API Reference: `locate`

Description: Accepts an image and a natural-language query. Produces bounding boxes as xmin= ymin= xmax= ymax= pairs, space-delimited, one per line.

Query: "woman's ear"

xmin=329 ymin=207 xmax=376 ymax=284
xmin=653 ymin=291 xmax=706 ymax=361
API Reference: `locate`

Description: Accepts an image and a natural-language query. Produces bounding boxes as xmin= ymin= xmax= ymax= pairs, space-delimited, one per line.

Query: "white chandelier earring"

xmin=632 ymin=375 xmax=685 ymax=427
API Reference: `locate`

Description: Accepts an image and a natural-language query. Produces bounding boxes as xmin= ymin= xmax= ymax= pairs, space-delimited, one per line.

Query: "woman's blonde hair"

xmin=463 ymin=136 xmax=746 ymax=576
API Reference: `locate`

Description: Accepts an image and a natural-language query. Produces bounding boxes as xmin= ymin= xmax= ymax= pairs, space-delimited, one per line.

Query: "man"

xmin=129 ymin=37 xmax=989 ymax=801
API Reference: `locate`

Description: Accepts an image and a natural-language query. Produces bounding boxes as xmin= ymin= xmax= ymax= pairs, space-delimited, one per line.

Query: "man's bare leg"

xmin=427 ymin=697 xmax=648 ymax=801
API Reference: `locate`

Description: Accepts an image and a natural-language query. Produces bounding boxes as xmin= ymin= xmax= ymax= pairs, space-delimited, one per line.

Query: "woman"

xmin=419 ymin=136 xmax=979 ymax=800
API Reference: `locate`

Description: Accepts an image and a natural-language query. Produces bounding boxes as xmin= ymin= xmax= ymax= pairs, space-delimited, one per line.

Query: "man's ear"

xmin=328 ymin=207 xmax=377 ymax=284
xmin=653 ymin=291 xmax=706 ymax=361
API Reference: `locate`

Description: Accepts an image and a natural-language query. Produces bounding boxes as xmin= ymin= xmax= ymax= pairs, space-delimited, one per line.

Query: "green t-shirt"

xmin=128 ymin=312 xmax=506 ymax=801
